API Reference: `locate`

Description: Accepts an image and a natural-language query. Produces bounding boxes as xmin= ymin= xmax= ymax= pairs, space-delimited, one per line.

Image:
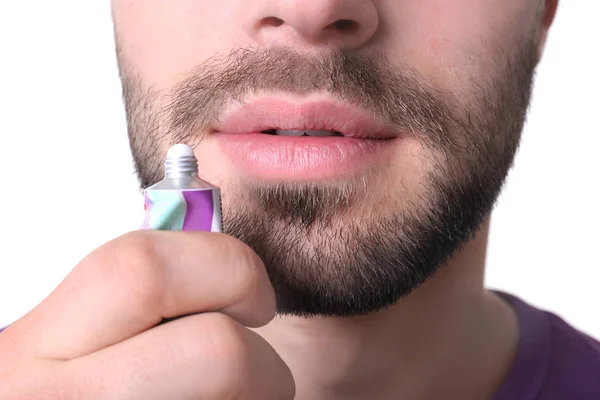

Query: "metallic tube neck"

xmin=164 ymin=154 xmax=198 ymax=178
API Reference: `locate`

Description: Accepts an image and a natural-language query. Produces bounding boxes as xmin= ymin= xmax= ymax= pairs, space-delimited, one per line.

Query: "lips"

xmin=211 ymin=98 xmax=400 ymax=180
xmin=214 ymin=99 xmax=396 ymax=139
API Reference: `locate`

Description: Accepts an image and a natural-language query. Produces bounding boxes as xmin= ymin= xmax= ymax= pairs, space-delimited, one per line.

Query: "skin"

xmin=0 ymin=232 xmax=294 ymax=399
xmin=0 ymin=1 xmax=558 ymax=399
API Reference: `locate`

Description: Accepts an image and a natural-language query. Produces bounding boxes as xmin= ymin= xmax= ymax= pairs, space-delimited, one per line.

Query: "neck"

xmin=255 ymin=218 xmax=519 ymax=400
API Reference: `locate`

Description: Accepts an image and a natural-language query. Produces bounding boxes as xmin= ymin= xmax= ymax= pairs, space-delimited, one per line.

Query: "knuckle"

xmin=203 ymin=313 xmax=250 ymax=364
xmin=223 ymin=237 xmax=265 ymax=301
xmin=194 ymin=314 xmax=295 ymax=400
xmin=197 ymin=313 xmax=254 ymax=394
xmin=88 ymin=231 xmax=165 ymax=315
xmin=236 ymin=252 xmax=263 ymax=302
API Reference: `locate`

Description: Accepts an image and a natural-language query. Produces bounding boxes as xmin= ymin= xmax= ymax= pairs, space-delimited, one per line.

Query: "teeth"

xmin=274 ymin=130 xmax=305 ymax=136
xmin=304 ymin=130 xmax=338 ymax=137
xmin=274 ymin=130 xmax=339 ymax=137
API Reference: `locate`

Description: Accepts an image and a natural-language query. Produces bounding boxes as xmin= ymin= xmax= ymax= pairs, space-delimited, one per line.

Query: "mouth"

xmin=259 ymin=129 xmax=344 ymax=137
xmin=211 ymin=98 xmax=401 ymax=180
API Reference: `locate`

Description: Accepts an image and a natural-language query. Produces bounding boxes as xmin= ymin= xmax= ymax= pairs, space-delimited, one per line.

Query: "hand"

xmin=0 ymin=231 xmax=295 ymax=399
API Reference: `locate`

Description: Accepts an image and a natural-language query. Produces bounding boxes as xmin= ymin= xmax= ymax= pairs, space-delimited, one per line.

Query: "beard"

xmin=117 ymin=38 xmax=538 ymax=317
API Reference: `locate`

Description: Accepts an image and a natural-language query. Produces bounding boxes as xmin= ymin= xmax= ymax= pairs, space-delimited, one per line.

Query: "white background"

xmin=0 ymin=1 xmax=598 ymax=335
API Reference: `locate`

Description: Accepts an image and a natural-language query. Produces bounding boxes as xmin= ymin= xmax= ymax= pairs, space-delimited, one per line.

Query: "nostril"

xmin=262 ymin=16 xmax=284 ymax=27
xmin=331 ymin=19 xmax=359 ymax=31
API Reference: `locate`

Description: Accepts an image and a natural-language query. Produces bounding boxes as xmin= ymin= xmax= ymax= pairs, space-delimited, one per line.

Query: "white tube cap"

xmin=167 ymin=143 xmax=195 ymax=159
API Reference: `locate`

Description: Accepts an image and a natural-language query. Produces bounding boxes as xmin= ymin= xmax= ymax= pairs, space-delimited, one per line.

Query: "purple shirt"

xmin=492 ymin=292 xmax=600 ymax=399
xmin=1 ymin=292 xmax=599 ymax=398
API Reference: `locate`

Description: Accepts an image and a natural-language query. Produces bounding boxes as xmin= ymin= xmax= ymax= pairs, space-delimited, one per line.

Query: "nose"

xmin=243 ymin=0 xmax=379 ymax=50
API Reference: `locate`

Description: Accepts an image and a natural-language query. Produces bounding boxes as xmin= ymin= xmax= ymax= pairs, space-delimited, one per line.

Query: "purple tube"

xmin=140 ymin=144 xmax=222 ymax=232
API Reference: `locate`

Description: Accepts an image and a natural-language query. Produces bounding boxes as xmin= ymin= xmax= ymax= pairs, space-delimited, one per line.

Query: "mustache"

xmin=161 ymin=47 xmax=454 ymax=148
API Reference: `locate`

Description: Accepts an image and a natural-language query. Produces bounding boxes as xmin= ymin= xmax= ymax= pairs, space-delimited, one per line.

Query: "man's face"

xmin=112 ymin=0 xmax=545 ymax=317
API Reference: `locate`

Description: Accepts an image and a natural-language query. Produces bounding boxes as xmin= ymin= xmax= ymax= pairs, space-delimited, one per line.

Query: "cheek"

xmin=379 ymin=0 xmax=537 ymax=95
xmin=113 ymin=0 xmax=250 ymax=91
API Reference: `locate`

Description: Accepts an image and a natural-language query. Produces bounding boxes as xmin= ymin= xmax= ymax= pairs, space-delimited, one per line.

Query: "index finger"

xmin=8 ymin=230 xmax=275 ymax=360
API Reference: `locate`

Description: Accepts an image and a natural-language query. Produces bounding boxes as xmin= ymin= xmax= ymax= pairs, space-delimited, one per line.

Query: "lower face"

xmin=112 ymin=0 xmax=541 ymax=317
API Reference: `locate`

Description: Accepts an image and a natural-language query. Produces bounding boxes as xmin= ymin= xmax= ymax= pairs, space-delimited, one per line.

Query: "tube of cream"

xmin=140 ymin=144 xmax=222 ymax=232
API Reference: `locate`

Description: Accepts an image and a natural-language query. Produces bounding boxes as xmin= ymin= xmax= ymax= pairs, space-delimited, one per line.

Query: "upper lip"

xmin=212 ymin=98 xmax=399 ymax=139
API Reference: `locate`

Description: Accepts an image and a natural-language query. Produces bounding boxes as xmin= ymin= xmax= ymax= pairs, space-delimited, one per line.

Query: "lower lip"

xmin=214 ymin=133 xmax=393 ymax=180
